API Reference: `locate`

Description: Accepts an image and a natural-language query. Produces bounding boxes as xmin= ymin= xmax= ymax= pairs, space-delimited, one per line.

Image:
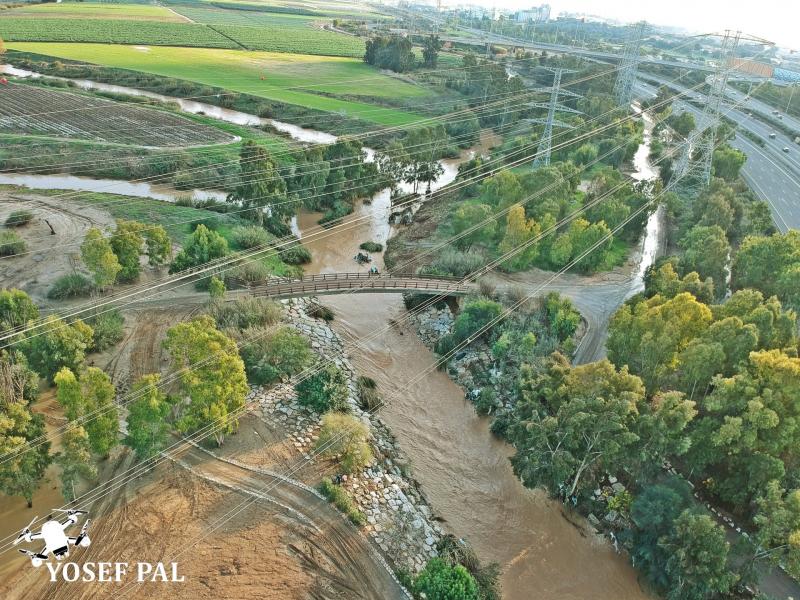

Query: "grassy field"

xmin=172 ymin=5 xmax=365 ymax=56
xmin=191 ymin=0 xmax=389 ymax=19
xmin=0 ymin=18 xmax=237 ymax=47
xmin=7 ymin=43 xmax=429 ymax=126
xmin=1 ymin=3 xmax=190 ymax=21
xmin=0 ymin=2 xmax=367 ymax=57
xmin=0 ymin=81 xmax=236 ymax=147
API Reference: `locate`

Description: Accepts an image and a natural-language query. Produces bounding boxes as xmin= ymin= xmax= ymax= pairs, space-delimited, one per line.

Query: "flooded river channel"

xmin=0 ymin=68 xmax=658 ymax=598
xmin=303 ymin=122 xmax=658 ymax=597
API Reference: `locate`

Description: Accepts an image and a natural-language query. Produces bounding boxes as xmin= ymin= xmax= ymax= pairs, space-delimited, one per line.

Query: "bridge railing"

xmin=246 ymin=272 xmax=464 ymax=286
xmin=246 ymin=276 xmax=471 ymax=297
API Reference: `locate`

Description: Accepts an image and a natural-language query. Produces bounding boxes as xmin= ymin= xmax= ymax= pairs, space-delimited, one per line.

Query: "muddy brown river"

xmin=298 ymin=127 xmax=653 ymax=598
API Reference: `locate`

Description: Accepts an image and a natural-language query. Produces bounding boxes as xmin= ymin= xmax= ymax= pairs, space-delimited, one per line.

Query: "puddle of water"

xmin=0 ymin=172 xmax=227 ymax=204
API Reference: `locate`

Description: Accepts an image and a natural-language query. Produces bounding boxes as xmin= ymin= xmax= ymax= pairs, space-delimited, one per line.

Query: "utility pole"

xmin=670 ymin=30 xmax=742 ymax=195
xmin=613 ymin=21 xmax=647 ymax=107
xmin=528 ymin=67 xmax=583 ymax=168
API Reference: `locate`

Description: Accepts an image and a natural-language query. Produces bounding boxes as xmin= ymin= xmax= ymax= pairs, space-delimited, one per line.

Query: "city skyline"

xmin=446 ymin=0 xmax=798 ymax=49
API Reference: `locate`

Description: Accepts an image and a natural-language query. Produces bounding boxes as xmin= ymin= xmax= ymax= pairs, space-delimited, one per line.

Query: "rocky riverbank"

xmin=250 ymin=297 xmax=444 ymax=575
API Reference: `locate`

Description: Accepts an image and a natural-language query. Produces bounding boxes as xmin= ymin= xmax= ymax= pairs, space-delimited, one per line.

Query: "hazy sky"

xmin=457 ymin=1 xmax=799 ymax=49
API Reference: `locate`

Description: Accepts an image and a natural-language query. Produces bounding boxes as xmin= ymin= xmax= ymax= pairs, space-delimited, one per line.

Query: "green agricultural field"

xmin=210 ymin=24 xmax=364 ymax=56
xmin=1 ymin=3 xmax=190 ymax=21
xmin=171 ymin=6 xmax=364 ymax=56
xmin=193 ymin=0 xmax=389 ymax=19
xmin=7 ymin=43 xmax=429 ymax=126
xmin=0 ymin=19 xmax=236 ymax=47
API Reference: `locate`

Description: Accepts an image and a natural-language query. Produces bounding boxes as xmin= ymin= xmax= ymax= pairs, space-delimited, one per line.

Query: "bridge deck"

xmin=245 ymin=272 xmax=473 ymax=299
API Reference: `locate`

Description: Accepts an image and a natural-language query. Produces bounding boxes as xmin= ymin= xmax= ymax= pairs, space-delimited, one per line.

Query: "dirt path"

xmin=0 ymin=191 xmax=115 ymax=300
xmin=174 ymin=440 xmax=407 ymax=600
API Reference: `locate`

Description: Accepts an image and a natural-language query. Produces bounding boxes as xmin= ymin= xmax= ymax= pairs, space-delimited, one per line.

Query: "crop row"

xmin=211 ymin=24 xmax=365 ymax=57
xmin=0 ymin=18 xmax=238 ymax=48
xmin=0 ymin=83 xmax=236 ymax=148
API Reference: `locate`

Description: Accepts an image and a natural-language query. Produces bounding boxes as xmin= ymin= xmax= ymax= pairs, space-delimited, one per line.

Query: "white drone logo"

xmin=13 ymin=509 xmax=91 ymax=568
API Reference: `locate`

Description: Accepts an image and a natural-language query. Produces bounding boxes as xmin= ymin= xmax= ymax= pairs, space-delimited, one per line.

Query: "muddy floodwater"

xmin=298 ymin=124 xmax=655 ymax=598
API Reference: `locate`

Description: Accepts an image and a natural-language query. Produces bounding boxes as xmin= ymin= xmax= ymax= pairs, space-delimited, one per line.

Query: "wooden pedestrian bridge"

xmin=239 ymin=272 xmax=474 ymax=299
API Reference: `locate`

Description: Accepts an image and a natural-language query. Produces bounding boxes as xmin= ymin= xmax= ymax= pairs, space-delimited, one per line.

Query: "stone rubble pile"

xmin=253 ymin=297 xmax=443 ymax=573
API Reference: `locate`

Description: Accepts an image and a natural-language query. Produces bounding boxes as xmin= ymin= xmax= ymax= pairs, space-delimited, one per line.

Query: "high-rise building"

xmin=514 ymin=4 xmax=550 ymax=23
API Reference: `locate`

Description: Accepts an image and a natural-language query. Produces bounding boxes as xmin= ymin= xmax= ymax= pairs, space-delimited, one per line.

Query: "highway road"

xmin=725 ymin=83 xmax=800 ymax=136
xmin=635 ymin=79 xmax=800 ymax=231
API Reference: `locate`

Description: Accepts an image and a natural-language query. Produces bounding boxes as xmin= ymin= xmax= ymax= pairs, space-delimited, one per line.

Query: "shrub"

xmin=414 ymin=558 xmax=479 ymax=600
xmin=359 ymin=241 xmax=383 ymax=253
xmin=318 ymin=477 xmax=366 ymax=526
xmin=86 ymin=309 xmax=125 ymax=352
xmin=451 ymin=298 xmax=503 ymax=345
xmin=0 ymin=231 xmax=25 ymax=256
xmin=295 ymin=364 xmax=348 ymax=413
xmin=429 ymin=248 xmax=485 ymax=278
xmin=315 ymin=412 xmax=373 ymax=473
xmin=231 ymin=225 xmax=273 ymax=250
xmin=226 ymin=261 xmax=272 ymax=286
xmin=307 ymin=303 xmax=334 ymax=321
xmin=5 ymin=209 xmax=34 ymax=227
xmin=478 ymin=278 xmax=496 ymax=298
xmin=190 ymin=217 xmax=220 ymax=231
xmin=209 ymin=297 xmax=281 ymax=330
xmin=357 ymin=376 xmax=381 ymax=411
xmin=280 ymin=244 xmax=312 ymax=265
xmin=239 ymin=326 xmax=313 ymax=385
xmin=47 ymin=273 xmax=95 ymax=299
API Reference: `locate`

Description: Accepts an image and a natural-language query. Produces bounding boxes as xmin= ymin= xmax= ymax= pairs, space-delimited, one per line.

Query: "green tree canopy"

xmin=239 ymin=326 xmax=312 ymax=385
xmin=163 ymin=315 xmax=247 ymax=446
xmin=0 ymin=288 xmax=39 ymax=332
xmin=57 ymin=425 xmax=96 ymax=503
xmin=169 ymin=224 xmax=229 ymax=273
xmin=55 ymin=366 xmax=118 ymax=458
xmin=124 ymin=374 xmax=172 ymax=460
xmin=712 ymin=145 xmax=747 ymax=181
xmin=0 ymin=353 xmax=50 ymax=507
xmin=80 ymin=227 xmax=121 ymax=288
xmin=658 ymin=511 xmax=737 ymax=600
xmin=687 ymin=350 xmax=800 ymax=507
xmin=22 ymin=316 xmax=94 ymax=383
xmin=679 ymin=225 xmax=730 ymax=294
xmin=732 ymin=230 xmax=800 ymax=304
xmin=508 ymin=355 xmax=645 ymax=497
xmin=608 ymin=292 xmax=713 ymax=391
xmin=110 ymin=219 xmax=145 ymax=282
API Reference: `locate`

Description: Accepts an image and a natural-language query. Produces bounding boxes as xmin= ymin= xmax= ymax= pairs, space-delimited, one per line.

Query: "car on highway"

xmin=783 ymin=147 xmax=790 ymax=153
xmin=770 ymin=132 xmax=777 ymax=139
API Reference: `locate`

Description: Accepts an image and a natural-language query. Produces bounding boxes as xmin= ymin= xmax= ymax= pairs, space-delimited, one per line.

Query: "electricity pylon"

xmin=529 ymin=67 xmax=583 ymax=168
xmin=669 ymin=30 xmax=742 ymax=195
xmin=613 ymin=21 xmax=648 ymax=107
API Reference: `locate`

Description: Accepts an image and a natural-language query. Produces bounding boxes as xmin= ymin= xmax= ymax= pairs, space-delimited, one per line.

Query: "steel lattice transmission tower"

xmin=613 ymin=21 xmax=648 ymax=107
xmin=529 ymin=67 xmax=583 ymax=169
xmin=669 ymin=30 xmax=742 ymax=195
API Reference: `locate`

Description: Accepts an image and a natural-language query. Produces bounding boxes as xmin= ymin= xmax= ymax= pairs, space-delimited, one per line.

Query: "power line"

xmin=613 ymin=20 xmax=648 ymax=107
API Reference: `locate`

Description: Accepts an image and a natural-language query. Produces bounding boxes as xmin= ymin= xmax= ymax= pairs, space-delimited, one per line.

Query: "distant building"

xmin=514 ymin=4 xmax=550 ymax=23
